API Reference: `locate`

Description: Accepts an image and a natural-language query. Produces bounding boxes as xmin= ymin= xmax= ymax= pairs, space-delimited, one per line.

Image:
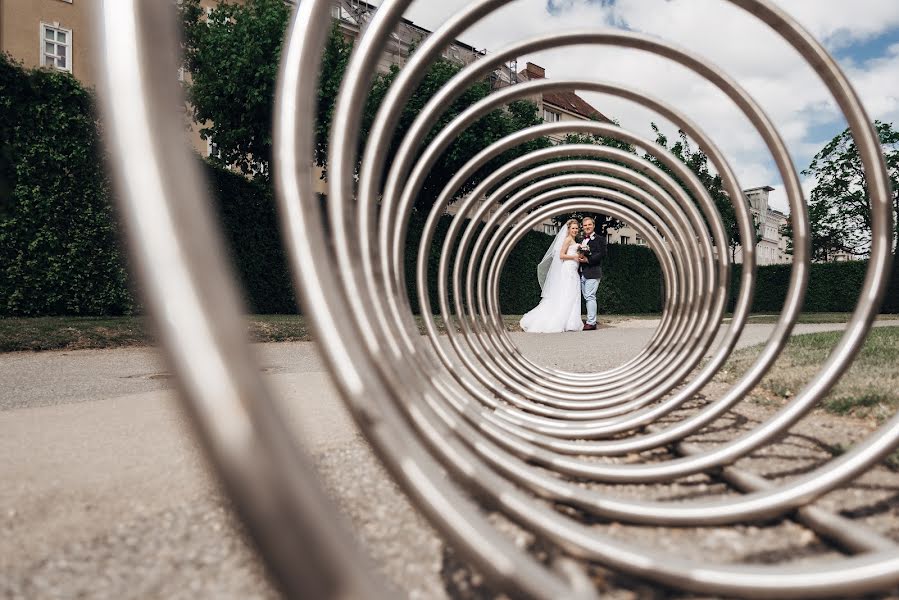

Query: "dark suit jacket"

xmin=579 ymin=233 xmax=607 ymax=280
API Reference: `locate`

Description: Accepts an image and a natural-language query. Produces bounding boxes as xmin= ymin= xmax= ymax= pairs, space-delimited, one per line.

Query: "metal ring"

xmin=97 ymin=0 xmax=896 ymax=597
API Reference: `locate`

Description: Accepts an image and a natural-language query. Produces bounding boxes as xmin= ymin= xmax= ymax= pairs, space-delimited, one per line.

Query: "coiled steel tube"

xmin=96 ymin=0 xmax=895 ymax=598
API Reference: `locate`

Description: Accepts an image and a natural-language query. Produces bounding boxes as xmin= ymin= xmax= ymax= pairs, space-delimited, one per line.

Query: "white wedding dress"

xmin=520 ymin=239 xmax=583 ymax=333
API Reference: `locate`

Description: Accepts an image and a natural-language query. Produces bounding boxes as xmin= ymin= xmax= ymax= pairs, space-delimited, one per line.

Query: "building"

xmin=603 ymin=186 xmax=793 ymax=264
xmin=2 ymin=1 xmax=618 ymax=225
xmin=516 ymin=62 xmax=613 ymax=144
xmin=1 ymin=0 xmax=101 ymax=88
xmin=447 ymin=63 xmax=614 ymax=233
xmin=0 ymin=0 xmax=235 ymax=158
xmin=581 ymin=186 xmax=794 ymax=264
xmin=732 ymin=185 xmax=792 ymax=266
xmin=331 ymin=0 xmax=487 ymax=73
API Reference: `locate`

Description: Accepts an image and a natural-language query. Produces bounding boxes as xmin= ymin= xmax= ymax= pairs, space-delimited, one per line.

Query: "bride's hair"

xmin=564 ymin=218 xmax=579 ymax=233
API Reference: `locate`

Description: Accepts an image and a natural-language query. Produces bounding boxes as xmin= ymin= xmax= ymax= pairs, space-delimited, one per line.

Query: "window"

xmin=607 ymin=234 xmax=613 ymax=244
xmin=636 ymin=235 xmax=645 ymax=246
xmin=207 ymin=138 xmax=223 ymax=161
xmin=543 ymin=224 xmax=556 ymax=235
xmin=41 ymin=23 xmax=71 ymax=72
xmin=543 ymin=108 xmax=560 ymax=123
xmin=621 ymin=236 xmax=630 ymax=245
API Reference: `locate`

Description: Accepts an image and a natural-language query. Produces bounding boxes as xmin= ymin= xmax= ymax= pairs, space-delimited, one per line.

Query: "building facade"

xmin=1 ymin=0 xmax=235 ymax=159
xmin=3 ymin=6 xmax=795 ymax=263
xmin=1 ymin=0 xmax=100 ymax=88
xmin=517 ymin=62 xmax=612 ymax=144
xmin=732 ymin=185 xmax=792 ymax=266
xmin=455 ymin=62 xmax=615 ymax=234
xmin=331 ymin=0 xmax=487 ymax=73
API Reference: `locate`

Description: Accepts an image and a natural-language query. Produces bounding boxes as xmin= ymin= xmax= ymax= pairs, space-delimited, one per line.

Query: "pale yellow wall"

xmin=0 ymin=0 xmax=211 ymax=155
xmin=1 ymin=0 xmax=99 ymax=88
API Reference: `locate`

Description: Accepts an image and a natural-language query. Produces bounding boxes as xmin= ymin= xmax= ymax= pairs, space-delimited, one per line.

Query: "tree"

xmin=180 ymin=0 xmax=289 ymax=177
xmin=550 ymin=129 xmax=633 ymax=235
xmin=180 ymin=0 xmax=354 ymax=179
xmin=645 ymin=125 xmax=757 ymax=261
xmin=179 ymin=1 xmax=550 ymax=209
xmin=801 ymin=121 xmax=899 ymax=260
xmin=779 ymin=202 xmax=848 ymax=263
xmin=362 ymin=59 xmax=551 ymax=214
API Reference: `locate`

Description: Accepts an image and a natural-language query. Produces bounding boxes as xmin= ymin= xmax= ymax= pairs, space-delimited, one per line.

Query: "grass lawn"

xmin=0 ymin=316 xmax=153 ymax=352
xmin=717 ymin=326 xmax=899 ymax=421
xmin=2 ymin=312 xmax=896 ymax=354
xmin=724 ymin=312 xmax=899 ymax=325
xmin=0 ymin=314 xmax=530 ymax=353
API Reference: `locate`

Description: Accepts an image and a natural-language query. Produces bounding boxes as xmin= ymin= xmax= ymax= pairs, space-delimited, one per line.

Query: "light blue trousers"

xmin=581 ymin=276 xmax=600 ymax=325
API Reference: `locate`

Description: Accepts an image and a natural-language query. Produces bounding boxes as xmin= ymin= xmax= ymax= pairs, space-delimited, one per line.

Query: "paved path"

xmin=1 ymin=320 xmax=897 ymax=599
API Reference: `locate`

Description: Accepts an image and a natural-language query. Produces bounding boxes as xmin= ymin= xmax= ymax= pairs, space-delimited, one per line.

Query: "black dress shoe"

xmin=582 ymin=323 xmax=597 ymax=331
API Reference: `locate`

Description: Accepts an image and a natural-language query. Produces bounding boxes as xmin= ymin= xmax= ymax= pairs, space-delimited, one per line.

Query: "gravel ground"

xmin=2 ymin=320 xmax=899 ymax=599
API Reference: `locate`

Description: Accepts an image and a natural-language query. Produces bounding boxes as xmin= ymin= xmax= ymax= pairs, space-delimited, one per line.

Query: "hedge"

xmin=595 ymin=244 xmax=663 ymax=314
xmin=0 ymin=53 xmax=132 ymax=316
xmin=204 ymin=164 xmax=297 ymax=314
xmin=727 ymin=259 xmax=899 ymax=314
xmin=405 ymin=213 xmax=554 ymax=315
xmin=391 ymin=216 xmax=663 ymax=316
xmin=497 ymin=241 xmax=665 ymax=316
xmin=3 ymin=54 xmax=896 ymax=318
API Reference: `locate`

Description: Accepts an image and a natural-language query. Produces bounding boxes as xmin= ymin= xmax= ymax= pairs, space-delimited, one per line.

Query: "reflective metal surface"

xmin=97 ymin=0 xmax=895 ymax=598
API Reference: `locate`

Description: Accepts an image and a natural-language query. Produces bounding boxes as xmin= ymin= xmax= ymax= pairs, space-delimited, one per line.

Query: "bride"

xmin=520 ymin=219 xmax=584 ymax=333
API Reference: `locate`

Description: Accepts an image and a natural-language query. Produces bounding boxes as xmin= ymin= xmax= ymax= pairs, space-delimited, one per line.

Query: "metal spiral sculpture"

xmin=96 ymin=1 xmax=895 ymax=598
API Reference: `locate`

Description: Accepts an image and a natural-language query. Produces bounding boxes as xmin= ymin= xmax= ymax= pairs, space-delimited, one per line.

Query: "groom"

xmin=577 ymin=216 xmax=607 ymax=331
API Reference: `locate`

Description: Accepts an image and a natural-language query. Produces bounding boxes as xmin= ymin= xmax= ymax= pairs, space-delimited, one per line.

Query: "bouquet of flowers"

xmin=576 ymin=240 xmax=591 ymax=256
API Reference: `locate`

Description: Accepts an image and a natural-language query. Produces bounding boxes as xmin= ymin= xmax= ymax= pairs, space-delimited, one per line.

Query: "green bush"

xmin=0 ymin=53 xmax=132 ymax=316
xmin=403 ymin=213 xmax=550 ymax=316
xmin=498 ymin=228 xmax=554 ymax=315
xmin=727 ymin=259 xmax=895 ymax=313
xmin=884 ymin=256 xmax=899 ymax=314
xmin=596 ymin=244 xmax=663 ymax=314
xmin=203 ymin=163 xmax=297 ymax=314
xmin=498 ymin=234 xmax=663 ymax=316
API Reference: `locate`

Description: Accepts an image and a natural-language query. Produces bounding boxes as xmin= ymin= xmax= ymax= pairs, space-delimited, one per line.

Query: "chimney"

xmin=524 ymin=62 xmax=545 ymax=79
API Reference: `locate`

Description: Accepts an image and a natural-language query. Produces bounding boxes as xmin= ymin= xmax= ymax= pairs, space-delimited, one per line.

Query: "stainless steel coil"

xmin=96 ymin=0 xmax=895 ymax=598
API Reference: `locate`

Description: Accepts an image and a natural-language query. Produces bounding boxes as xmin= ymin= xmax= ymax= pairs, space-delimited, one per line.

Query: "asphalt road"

xmin=2 ymin=320 xmax=897 ymax=599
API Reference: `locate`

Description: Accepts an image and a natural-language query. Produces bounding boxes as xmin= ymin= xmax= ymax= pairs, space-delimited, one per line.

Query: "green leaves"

xmin=180 ymin=0 xmax=290 ymax=179
xmin=646 ymin=124 xmax=753 ymax=259
xmin=0 ymin=53 xmax=132 ymax=316
xmin=800 ymin=120 xmax=899 ymax=260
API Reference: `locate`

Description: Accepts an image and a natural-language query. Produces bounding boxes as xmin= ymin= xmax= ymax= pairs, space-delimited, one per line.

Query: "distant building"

xmin=599 ymin=186 xmax=794 ymax=266
xmin=516 ymin=62 xmax=613 ymax=144
xmin=732 ymin=186 xmax=792 ymax=266
xmin=330 ymin=1 xmax=488 ymax=72
xmin=0 ymin=0 xmax=243 ymax=160
xmin=451 ymin=63 xmax=614 ymax=233
xmin=1 ymin=0 xmax=101 ymax=88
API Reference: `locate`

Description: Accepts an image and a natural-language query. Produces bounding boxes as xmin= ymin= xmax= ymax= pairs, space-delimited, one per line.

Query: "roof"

xmin=543 ymin=91 xmax=612 ymax=122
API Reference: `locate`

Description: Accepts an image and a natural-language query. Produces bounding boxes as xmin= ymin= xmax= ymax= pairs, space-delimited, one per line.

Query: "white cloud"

xmin=394 ymin=0 xmax=899 ymax=214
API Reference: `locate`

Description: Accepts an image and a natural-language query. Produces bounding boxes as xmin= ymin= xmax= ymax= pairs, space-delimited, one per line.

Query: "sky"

xmin=382 ymin=0 xmax=899 ymax=213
